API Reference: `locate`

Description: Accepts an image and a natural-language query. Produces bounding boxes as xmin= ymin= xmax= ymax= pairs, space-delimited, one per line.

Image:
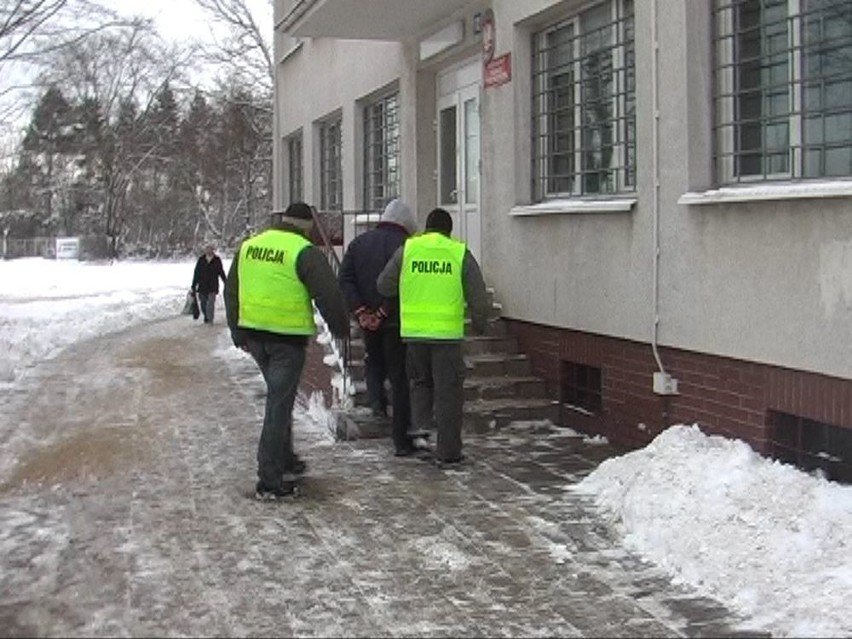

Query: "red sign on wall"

xmin=484 ymin=53 xmax=511 ymax=89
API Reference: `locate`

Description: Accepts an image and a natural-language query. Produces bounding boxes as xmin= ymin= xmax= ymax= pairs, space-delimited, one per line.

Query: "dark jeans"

xmin=363 ymin=329 xmax=388 ymax=413
xmin=245 ymin=338 xmax=307 ymax=488
xmin=198 ymin=292 xmax=216 ymax=323
xmin=365 ymin=327 xmax=413 ymax=450
xmin=406 ymin=341 xmax=465 ymax=461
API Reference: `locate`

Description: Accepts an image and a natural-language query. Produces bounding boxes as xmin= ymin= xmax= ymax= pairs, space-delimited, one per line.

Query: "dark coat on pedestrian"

xmin=192 ymin=252 xmax=227 ymax=294
xmin=338 ymin=199 xmax=418 ymax=327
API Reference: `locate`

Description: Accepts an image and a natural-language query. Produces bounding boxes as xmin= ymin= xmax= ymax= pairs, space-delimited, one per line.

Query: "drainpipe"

xmin=273 ymin=49 xmax=281 ymax=213
xmin=650 ymin=0 xmax=677 ymax=396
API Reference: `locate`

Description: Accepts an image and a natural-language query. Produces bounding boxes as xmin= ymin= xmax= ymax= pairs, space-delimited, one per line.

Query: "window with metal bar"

xmin=363 ymin=92 xmax=400 ymax=211
xmin=714 ymin=0 xmax=852 ymax=182
xmin=287 ymin=133 xmax=303 ymax=203
xmin=768 ymin=410 xmax=851 ymax=483
xmin=319 ymin=117 xmax=343 ymax=211
xmin=561 ymin=361 xmax=603 ymax=415
xmin=531 ymin=0 xmax=635 ymax=201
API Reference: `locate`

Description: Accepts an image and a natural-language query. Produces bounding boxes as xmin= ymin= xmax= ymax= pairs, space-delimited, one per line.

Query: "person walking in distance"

xmin=191 ymin=241 xmax=227 ymax=324
xmin=224 ymin=202 xmax=349 ymax=500
xmin=339 ymin=198 xmax=424 ymax=456
xmin=377 ymin=208 xmax=489 ymax=466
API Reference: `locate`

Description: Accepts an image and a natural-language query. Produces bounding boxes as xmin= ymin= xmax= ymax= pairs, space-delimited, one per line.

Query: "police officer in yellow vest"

xmin=224 ymin=202 xmax=349 ymax=500
xmin=377 ymin=208 xmax=489 ymax=466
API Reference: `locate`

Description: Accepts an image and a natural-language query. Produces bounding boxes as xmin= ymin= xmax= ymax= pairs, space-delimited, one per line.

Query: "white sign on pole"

xmin=55 ymin=237 xmax=80 ymax=260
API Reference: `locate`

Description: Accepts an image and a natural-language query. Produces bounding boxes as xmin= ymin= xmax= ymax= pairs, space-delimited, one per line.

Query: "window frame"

xmin=362 ymin=90 xmax=401 ymax=212
xmin=286 ymin=132 xmax=303 ymax=204
xmin=713 ymin=0 xmax=852 ymax=184
xmin=318 ymin=115 xmax=343 ymax=212
xmin=530 ymin=0 xmax=636 ymax=202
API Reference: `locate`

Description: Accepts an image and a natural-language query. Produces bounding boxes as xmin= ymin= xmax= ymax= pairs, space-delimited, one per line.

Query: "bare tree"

xmin=0 ymin=0 xmax=138 ymax=151
xmin=35 ymin=19 xmax=196 ymax=255
xmin=193 ymin=0 xmax=273 ymax=93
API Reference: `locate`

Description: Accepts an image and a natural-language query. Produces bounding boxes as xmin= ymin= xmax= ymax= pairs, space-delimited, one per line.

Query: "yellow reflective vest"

xmin=400 ymin=232 xmax=466 ymax=339
xmin=237 ymin=229 xmax=316 ymax=335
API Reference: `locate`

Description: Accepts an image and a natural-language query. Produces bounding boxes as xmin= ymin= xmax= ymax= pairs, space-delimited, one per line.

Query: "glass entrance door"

xmin=437 ymin=72 xmax=481 ymax=262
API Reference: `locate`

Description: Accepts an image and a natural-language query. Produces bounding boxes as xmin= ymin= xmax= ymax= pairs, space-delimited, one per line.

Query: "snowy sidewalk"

xmin=0 ymin=315 xmax=767 ymax=637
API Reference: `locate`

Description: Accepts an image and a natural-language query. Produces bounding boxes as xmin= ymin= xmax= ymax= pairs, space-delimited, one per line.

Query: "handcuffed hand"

xmin=355 ymin=306 xmax=381 ymax=332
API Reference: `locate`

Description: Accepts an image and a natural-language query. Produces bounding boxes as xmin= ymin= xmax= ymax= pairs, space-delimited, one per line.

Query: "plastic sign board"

xmin=484 ymin=53 xmax=511 ymax=89
xmin=55 ymin=237 xmax=80 ymax=260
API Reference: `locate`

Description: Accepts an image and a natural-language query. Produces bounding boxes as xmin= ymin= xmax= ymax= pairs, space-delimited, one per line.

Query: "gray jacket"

xmin=224 ymin=223 xmax=350 ymax=347
xmin=376 ymin=234 xmax=489 ymax=339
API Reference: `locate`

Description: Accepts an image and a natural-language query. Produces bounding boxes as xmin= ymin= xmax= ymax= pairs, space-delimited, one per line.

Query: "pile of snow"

xmin=574 ymin=424 xmax=852 ymax=638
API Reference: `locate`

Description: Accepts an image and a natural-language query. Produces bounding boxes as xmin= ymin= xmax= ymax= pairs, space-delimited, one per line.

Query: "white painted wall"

xmin=654 ymin=0 xmax=852 ymax=379
xmin=274 ymin=34 xmax=407 ymax=211
xmin=274 ymin=0 xmax=852 ymax=380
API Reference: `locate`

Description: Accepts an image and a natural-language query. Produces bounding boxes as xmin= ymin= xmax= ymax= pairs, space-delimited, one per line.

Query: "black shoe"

xmin=255 ymin=481 xmax=297 ymax=501
xmin=394 ymin=445 xmax=416 ymax=457
xmin=415 ymin=448 xmax=436 ymax=462
xmin=284 ymin=456 xmax=307 ymax=475
xmin=434 ymin=454 xmax=466 ymax=469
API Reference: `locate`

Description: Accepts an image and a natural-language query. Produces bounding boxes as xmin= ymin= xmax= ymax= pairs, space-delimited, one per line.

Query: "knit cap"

xmin=271 ymin=202 xmax=314 ymax=232
xmin=425 ymin=208 xmax=453 ymax=235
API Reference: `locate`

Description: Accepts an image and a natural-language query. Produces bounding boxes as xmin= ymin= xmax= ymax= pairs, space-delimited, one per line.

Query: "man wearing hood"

xmin=224 ymin=202 xmax=349 ymax=500
xmin=339 ymin=198 xmax=423 ymax=456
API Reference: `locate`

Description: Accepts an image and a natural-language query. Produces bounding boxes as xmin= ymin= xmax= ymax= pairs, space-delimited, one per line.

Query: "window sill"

xmin=509 ymin=198 xmax=637 ymax=216
xmin=678 ymin=180 xmax=852 ymax=205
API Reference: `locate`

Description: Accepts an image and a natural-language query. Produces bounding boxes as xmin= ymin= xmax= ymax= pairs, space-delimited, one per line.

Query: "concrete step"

xmin=464 ymin=375 xmax=546 ymax=401
xmin=465 ymin=353 xmax=532 ymax=377
xmin=351 ymin=352 xmax=533 ymax=382
xmin=463 ymin=335 xmax=518 ymax=357
xmin=463 ymin=398 xmax=561 ymax=433
xmin=333 ymin=407 xmax=392 ymax=441
xmin=465 ymin=315 xmax=506 ymax=336
xmin=348 ymin=316 xmax=506 ymax=358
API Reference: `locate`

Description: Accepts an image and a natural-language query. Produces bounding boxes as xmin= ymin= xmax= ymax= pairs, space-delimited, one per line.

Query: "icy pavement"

xmin=0 ymin=316 xmax=769 ymax=637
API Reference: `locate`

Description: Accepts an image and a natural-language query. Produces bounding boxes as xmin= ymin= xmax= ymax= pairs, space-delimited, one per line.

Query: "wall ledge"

xmin=679 ymin=180 xmax=852 ymax=205
xmin=509 ymin=198 xmax=637 ymax=216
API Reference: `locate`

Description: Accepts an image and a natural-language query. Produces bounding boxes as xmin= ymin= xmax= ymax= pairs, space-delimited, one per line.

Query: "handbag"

xmin=182 ymin=291 xmax=200 ymax=320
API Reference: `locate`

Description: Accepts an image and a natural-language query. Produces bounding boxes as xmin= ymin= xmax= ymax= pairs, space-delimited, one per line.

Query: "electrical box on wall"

xmin=653 ymin=372 xmax=679 ymax=395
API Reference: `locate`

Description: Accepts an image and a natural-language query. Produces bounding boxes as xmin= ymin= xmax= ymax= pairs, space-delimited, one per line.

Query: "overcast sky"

xmin=111 ymin=0 xmax=272 ymax=45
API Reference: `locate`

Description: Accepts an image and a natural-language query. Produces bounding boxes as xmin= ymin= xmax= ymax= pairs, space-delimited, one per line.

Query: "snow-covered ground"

xmin=0 ymin=257 xmax=850 ymax=638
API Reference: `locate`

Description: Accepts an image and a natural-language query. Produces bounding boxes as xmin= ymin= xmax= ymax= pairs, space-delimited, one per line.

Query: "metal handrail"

xmin=302 ymin=207 xmax=387 ymax=408
xmin=306 ymin=207 xmax=351 ymax=406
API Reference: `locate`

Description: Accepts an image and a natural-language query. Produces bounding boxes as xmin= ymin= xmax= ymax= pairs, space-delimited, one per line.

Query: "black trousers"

xmin=406 ymin=341 xmax=465 ymax=461
xmin=363 ymin=329 xmax=388 ymax=412
xmin=365 ymin=326 xmax=413 ymax=450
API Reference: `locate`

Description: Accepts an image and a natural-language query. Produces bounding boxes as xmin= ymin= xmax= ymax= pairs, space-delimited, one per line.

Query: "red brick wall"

xmin=507 ymin=319 xmax=852 ymax=453
xmin=300 ymin=339 xmax=335 ymax=408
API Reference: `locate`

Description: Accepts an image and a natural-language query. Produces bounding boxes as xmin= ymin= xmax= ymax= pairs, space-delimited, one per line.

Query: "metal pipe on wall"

xmin=650 ymin=0 xmax=666 ymax=376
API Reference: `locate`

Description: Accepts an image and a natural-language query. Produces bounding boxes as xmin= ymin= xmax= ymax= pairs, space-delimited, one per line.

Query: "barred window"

xmin=319 ymin=116 xmax=343 ymax=211
xmin=714 ymin=0 xmax=852 ymax=182
xmin=287 ymin=133 xmax=303 ymax=203
xmin=531 ymin=0 xmax=635 ymax=201
xmin=363 ymin=92 xmax=400 ymax=211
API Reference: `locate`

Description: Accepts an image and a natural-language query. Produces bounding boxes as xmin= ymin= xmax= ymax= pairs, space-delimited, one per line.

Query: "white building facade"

xmin=274 ymin=0 xmax=852 ymax=481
